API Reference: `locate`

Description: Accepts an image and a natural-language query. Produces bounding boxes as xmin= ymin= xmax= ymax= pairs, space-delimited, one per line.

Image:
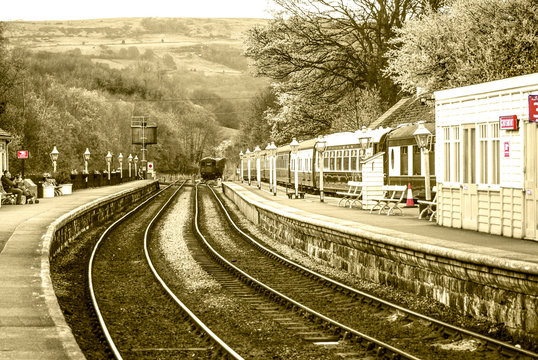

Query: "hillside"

xmin=5 ymin=17 xmax=269 ymax=126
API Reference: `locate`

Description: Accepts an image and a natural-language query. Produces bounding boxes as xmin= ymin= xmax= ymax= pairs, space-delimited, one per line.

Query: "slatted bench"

xmin=336 ymin=181 xmax=363 ymax=208
xmin=418 ymin=186 xmax=437 ymax=221
xmin=286 ymin=184 xmax=306 ymax=199
xmin=1 ymin=184 xmax=17 ymax=205
xmin=369 ymin=185 xmax=407 ymax=216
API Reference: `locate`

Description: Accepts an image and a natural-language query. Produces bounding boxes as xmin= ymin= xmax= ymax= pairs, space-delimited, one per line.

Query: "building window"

xmin=400 ymin=146 xmax=408 ymax=176
xmin=453 ymin=127 xmax=460 ymax=183
xmin=391 ymin=149 xmax=395 ymax=170
xmin=463 ymin=125 xmax=476 ymax=184
xmin=479 ymin=124 xmax=488 ymax=184
xmin=491 ymin=123 xmax=500 ymax=184
xmin=443 ymin=127 xmax=451 ymax=182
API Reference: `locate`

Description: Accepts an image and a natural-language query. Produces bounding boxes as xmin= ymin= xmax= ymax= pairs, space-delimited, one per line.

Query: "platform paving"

xmin=0 ymin=180 xmax=156 ymax=360
xmin=228 ymin=181 xmax=538 ymax=268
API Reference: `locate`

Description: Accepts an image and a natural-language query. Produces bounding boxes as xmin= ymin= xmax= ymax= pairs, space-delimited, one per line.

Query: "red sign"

xmin=530 ymin=95 xmax=538 ymax=123
xmin=17 ymin=150 xmax=29 ymax=159
xmin=499 ymin=115 xmax=518 ymax=130
xmin=504 ymin=142 xmax=510 ymax=157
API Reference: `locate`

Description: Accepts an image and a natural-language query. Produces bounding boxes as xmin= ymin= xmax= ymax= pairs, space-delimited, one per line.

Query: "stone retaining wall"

xmin=48 ymin=181 xmax=159 ymax=260
xmin=223 ymin=183 xmax=538 ymax=340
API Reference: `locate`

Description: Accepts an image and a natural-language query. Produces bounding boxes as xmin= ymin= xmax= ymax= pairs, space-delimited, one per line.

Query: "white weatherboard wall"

xmin=435 ymin=73 xmax=538 ymax=239
xmin=361 ymin=153 xmax=384 ymax=209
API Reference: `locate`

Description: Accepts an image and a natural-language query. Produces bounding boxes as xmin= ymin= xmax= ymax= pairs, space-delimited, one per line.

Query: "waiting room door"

xmin=524 ymin=122 xmax=538 ymax=240
xmin=461 ymin=125 xmax=478 ymax=230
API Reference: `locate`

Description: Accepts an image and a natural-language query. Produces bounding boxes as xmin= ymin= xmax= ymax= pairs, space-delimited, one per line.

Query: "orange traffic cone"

xmin=406 ymin=183 xmax=415 ymax=207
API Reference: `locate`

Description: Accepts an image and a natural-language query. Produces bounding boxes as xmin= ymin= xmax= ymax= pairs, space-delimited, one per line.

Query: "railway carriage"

xmin=242 ymin=122 xmax=435 ymax=199
xmin=200 ymin=157 xmax=226 ymax=180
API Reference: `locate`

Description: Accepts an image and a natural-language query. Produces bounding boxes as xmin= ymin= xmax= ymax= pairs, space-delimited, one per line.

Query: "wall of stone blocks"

xmin=223 ymin=184 xmax=538 ymax=340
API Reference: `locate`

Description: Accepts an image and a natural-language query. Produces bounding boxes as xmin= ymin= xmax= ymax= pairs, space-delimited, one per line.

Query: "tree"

xmin=244 ymin=0 xmax=443 ymax=138
xmin=386 ymin=0 xmax=538 ymax=93
xmin=0 ymin=23 xmax=25 ymax=104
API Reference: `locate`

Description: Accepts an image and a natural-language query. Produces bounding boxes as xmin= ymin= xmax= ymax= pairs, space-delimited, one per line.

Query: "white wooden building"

xmin=0 ymin=128 xmax=11 ymax=176
xmin=435 ymin=73 xmax=538 ymax=240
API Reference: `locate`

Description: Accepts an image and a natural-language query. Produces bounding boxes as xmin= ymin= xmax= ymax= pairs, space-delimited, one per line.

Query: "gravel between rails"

xmin=150 ymin=186 xmax=347 ymax=359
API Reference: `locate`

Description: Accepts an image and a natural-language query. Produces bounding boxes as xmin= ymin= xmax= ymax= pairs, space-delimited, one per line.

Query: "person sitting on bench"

xmin=15 ymin=173 xmax=38 ymax=204
xmin=1 ymin=170 xmax=24 ymax=205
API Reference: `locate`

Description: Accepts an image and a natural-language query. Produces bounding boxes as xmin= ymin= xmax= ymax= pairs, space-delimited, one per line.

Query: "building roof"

xmin=370 ymin=95 xmax=435 ymax=129
xmin=0 ymin=127 xmax=12 ymax=140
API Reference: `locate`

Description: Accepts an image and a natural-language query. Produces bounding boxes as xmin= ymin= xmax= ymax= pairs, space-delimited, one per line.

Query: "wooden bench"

xmin=369 ymin=185 xmax=407 ymax=216
xmin=0 ymin=184 xmax=17 ymax=205
xmin=336 ymin=181 xmax=363 ymax=208
xmin=418 ymin=186 xmax=437 ymax=221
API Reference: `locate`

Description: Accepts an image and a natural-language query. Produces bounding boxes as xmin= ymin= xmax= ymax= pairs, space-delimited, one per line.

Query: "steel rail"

xmin=195 ymin=184 xmax=420 ymax=360
xmin=144 ymin=181 xmax=244 ymax=360
xmin=87 ymin=181 xmax=178 ymax=360
xmin=207 ymin=184 xmax=538 ymax=359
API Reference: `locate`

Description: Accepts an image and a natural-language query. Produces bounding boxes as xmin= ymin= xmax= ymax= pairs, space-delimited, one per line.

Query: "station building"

xmin=0 ymin=127 xmax=11 ymax=175
xmin=435 ymin=73 xmax=538 ymax=240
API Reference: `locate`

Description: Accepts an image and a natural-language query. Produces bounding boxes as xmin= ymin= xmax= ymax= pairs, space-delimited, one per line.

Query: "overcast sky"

xmin=2 ymin=0 xmax=277 ymax=21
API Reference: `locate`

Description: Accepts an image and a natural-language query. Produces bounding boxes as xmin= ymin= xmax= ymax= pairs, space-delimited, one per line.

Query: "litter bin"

xmin=37 ymin=181 xmax=44 ymax=198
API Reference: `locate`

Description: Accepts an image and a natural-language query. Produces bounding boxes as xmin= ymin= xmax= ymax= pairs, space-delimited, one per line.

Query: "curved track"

xmin=87 ymin=181 xmax=242 ymax=360
xmin=196 ymin=184 xmax=538 ymax=360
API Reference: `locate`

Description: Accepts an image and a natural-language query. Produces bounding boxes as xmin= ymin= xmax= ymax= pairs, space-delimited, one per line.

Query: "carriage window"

xmin=343 ymin=150 xmax=350 ymax=171
xmin=330 ymin=151 xmax=336 ymax=171
xmin=391 ymin=149 xmax=395 ymax=169
xmin=336 ymin=151 xmax=342 ymax=171
xmin=351 ymin=150 xmax=357 ymax=171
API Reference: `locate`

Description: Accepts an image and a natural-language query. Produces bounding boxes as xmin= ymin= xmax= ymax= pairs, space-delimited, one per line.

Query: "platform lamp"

xmin=134 ymin=155 xmax=139 ymax=179
xmin=118 ymin=153 xmax=123 ymax=180
xmin=50 ymin=146 xmax=59 ymax=174
xmin=254 ymin=145 xmax=261 ymax=189
xmin=246 ymin=148 xmax=251 ymax=186
xmin=105 ymin=151 xmax=112 ymax=181
xmin=239 ymin=150 xmax=244 ymax=183
xmin=315 ymin=135 xmax=327 ymax=202
xmin=83 ymin=148 xmax=91 ymax=183
xmin=128 ymin=154 xmax=133 ymax=178
xmin=290 ymin=138 xmax=299 ymax=198
xmin=265 ymin=143 xmax=273 ymax=192
xmin=268 ymin=142 xmax=277 ymax=196
xmin=413 ymin=123 xmax=433 ymax=201
xmin=357 ymin=126 xmax=371 ymax=180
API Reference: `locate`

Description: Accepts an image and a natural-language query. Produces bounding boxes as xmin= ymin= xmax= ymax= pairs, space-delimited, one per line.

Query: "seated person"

xmin=15 ymin=174 xmax=38 ymax=204
xmin=1 ymin=170 xmax=24 ymax=205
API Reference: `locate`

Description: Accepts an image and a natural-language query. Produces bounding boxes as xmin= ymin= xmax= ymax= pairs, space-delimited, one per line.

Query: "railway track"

xmin=195 ymin=183 xmax=538 ymax=360
xmin=87 ymin=181 xmax=242 ymax=360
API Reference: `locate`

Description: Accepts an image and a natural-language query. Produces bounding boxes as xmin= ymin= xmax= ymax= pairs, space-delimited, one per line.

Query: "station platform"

xmin=227 ymin=181 xmax=538 ymax=268
xmin=0 ymin=180 xmax=156 ymax=360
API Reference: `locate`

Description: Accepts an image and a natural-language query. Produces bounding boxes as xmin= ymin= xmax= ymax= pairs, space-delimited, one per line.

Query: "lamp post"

xmin=105 ymin=151 xmax=112 ymax=181
xmin=357 ymin=126 xmax=371 ymax=180
xmin=246 ymin=148 xmax=251 ymax=186
xmin=50 ymin=146 xmax=59 ymax=173
xmin=290 ymin=138 xmax=299 ymax=198
xmin=239 ymin=151 xmax=244 ymax=183
xmin=265 ymin=143 xmax=273 ymax=192
xmin=254 ymin=145 xmax=261 ymax=189
xmin=118 ymin=153 xmax=123 ymax=180
xmin=413 ymin=123 xmax=433 ymax=201
xmin=315 ymin=135 xmax=327 ymax=202
xmin=134 ymin=155 xmax=139 ymax=179
xmin=128 ymin=154 xmax=133 ymax=178
xmin=83 ymin=148 xmax=91 ymax=173
xmin=270 ymin=142 xmax=277 ymax=196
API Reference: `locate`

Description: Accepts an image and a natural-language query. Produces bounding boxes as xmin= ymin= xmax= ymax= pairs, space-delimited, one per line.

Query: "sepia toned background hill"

xmin=1 ymin=18 xmax=270 ymax=176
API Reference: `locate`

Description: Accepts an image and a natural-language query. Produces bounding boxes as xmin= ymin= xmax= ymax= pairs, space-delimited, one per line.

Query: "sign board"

xmin=17 ymin=150 xmax=29 ymax=159
xmin=529 ymin=95 xmax=538 ymax=123
xmin=499 ymin=115 xmax=518 ymax=130
xmin=131 ymin=126 xmax=158 ymax=145
xmin=147 ymin=162 xmax=154 ymax=172
xmin=504 ymin=142 xmax=510 ymax=157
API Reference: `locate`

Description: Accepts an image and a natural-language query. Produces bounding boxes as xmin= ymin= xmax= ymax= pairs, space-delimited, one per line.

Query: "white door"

xmin=461 ymin=125 xmax=478 ymax=230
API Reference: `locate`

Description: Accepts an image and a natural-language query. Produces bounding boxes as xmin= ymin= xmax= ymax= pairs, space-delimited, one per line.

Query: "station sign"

xmin=147 ymin=162 xmax=154 ymax=172
xmin=499 ymin=115 xmax=518 ymax=130
xmin=17 ymin=150 xmax=29 ymax=159
xmin=529 ymin=95 xmax=538 ymax=123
